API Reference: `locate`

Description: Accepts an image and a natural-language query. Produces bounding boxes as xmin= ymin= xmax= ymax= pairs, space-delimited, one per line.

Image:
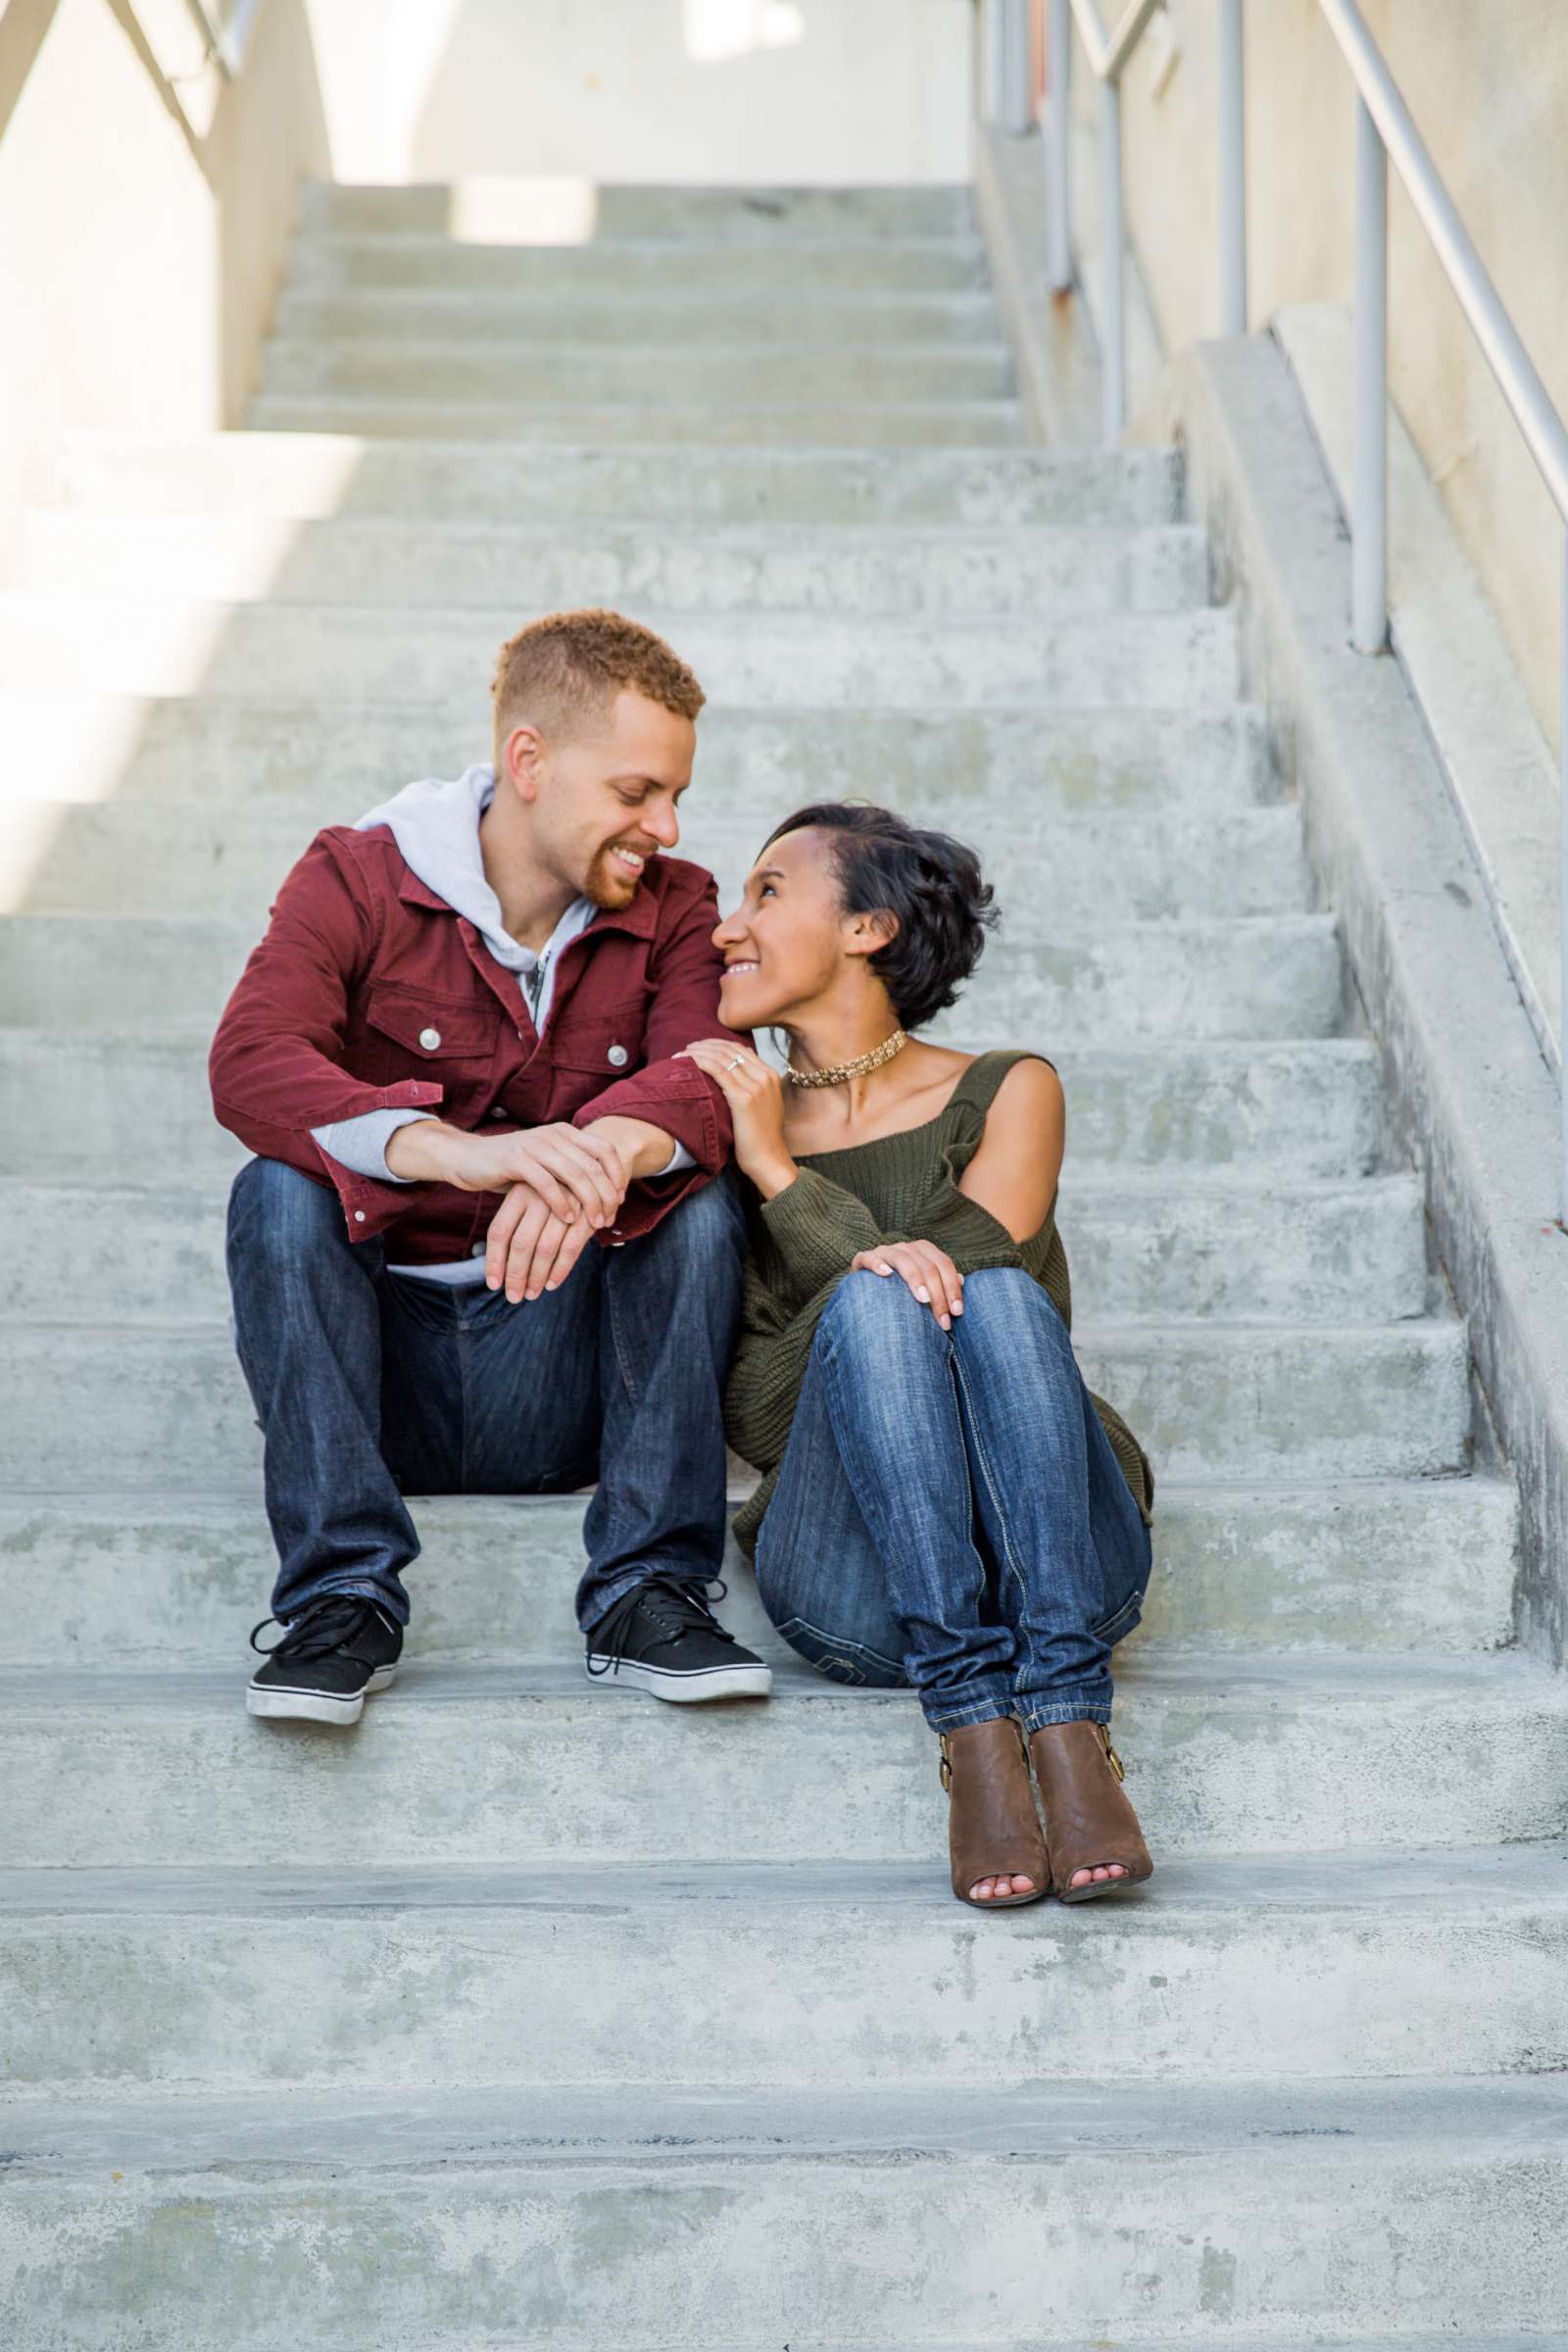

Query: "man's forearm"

xmin=383 ymin=1116 xmax=466 ymax=1184
xmin=583 ymin=1115 xmax=685 ymax=1182
xmin=385 ymin=1114 xmax=684 ymax=1189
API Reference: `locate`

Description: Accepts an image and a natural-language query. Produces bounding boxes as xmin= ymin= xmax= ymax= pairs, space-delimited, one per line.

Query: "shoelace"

xmin=586 ymin=1572 xmax=734 ymax=1679
xmin=249 ymin=1595 xmax=386 ymax=1664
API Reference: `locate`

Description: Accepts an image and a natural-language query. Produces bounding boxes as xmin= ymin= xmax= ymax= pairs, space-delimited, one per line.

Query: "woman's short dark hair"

xmin=760 ymin=802 xmax=999 ymax=1032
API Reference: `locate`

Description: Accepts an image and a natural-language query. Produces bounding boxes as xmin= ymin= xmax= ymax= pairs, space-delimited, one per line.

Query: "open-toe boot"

xmin=939 ymin=1715 xmax=1050 ymax=1910
xmin=1028 ymin=1719 xmax=1153 ymax=1903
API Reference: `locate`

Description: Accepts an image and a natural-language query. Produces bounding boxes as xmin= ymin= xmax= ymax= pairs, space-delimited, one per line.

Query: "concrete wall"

xmin=0 ymin=0 xmax=330 ymax=570
xmin=302 ymin=0 xmax=973 ymax=186
xmin=1083 ymin=0 xmax=1568 ymax=759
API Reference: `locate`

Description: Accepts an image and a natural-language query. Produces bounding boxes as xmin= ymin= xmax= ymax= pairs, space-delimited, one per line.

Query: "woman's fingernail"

xmin=940 ymin=1315 xmax=952 ymax=1330
xmin=916 ymin=1287 xmax=930 ymax=1301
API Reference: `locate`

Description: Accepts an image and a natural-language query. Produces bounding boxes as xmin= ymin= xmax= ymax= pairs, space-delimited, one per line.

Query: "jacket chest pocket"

xmin=362 ymin=985 xmax=500 ymax=1088
xmin=544 ymin=999 xmax=645 ymax=1117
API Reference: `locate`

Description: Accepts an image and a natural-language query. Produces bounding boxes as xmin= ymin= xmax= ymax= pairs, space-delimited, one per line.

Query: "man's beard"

xmin=582 ymin=843 xmax=644 ymax=909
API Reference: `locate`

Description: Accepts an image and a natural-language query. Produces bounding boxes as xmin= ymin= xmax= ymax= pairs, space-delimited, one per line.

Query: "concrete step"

xmin=0 ymin=1031 xmax=1390 ymax=1181
xmin=0 ymin=696 xmax=1270 ymax=814
xmin=0 ymin=910 xmax=1341 ymax=1039
xmin=287 ymin=229 xmax=998 ymax=294
xmin=248 ymin=391 xmax=1030 ymax=446
xmin=8 ymin=2076 xmax=1563 ymax=2346
xmin=6 ymin=1844 xmax=1563 ymax=2096
xmin=0 ymin=594 xmax=1240 ymax=706
xmin=57 ymin=432 xmax=1184 ymax=525
xmin=0 ymin=1321 xmax=1470 ymax=1491
xmin=20 ymin=512 xmax=1211 ymax=617
xmin=258 ymin=336 xmax=1017 ymax=404
xmin=3 ymin=797 xmax=1308 ymax=925
xmin=299 ymin=180 xmax=981 ymax=241
xmin=0 ymin=1649 xmax=1554 ymax=1867
xmin=0 ymin=1478 xmax=1518 ymax=1670
xmin=272 ymin=284 xmax=1007 ymax=348
xmin=0 ymin=1173 xmax=1425 ymax=1327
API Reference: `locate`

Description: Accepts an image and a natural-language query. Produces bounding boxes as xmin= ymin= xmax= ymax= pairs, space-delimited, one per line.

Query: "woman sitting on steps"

xmin=679 ymin=803 xmax=1155 ymax=1910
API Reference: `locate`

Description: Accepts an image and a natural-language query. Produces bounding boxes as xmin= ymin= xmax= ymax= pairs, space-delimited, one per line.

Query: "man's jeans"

xmin=754 ymin=1267 xmax=1152 ymax=1733
xmin=226 ymin=1157 xmax=745 ymax=1633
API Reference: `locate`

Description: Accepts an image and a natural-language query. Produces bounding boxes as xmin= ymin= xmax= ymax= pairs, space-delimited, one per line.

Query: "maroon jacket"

xmin=209 ymin=824 xmax=747 ymax=1261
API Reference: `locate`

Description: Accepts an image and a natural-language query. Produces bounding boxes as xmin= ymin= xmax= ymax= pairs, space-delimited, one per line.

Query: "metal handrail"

xmin=1065 ymin=0 xmax=1163 ymax=85
xmin=1042 ymin=0 xmax=1246 ymax=441
xmin=994 ymin=0 xmax=1568 ymax=1216
xmin=180 ymin=0 xmax=263 ymax=77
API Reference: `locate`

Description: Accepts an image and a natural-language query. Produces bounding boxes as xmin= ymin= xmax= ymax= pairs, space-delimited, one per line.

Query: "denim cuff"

xmin=1019 ymin=1697 xmax=1113 ymax=1731
xmin=280 ymin=1579 xmax=410 ymax=1630
xmin=920 ymin=1690 xmax=1020 ymax=1736
xmin=579 ymin=1567 xmax=659 ymax=1638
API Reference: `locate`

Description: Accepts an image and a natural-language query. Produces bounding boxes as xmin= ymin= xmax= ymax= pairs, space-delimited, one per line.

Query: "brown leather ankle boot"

xmin=939 ymin=1716 xmax=1049 ymax=1909
xmin=1028 ymin=1720 xmax=1153 ymax=1903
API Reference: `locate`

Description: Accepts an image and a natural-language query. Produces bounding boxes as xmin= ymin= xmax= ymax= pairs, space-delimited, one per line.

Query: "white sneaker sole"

xmin=584 ymin=1655 xmax=772 ymax=1703
xmin=246 ymin=1662 xmax=398 ymax=1725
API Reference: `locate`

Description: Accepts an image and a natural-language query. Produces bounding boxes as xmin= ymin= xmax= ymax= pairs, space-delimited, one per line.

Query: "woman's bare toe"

xmin=1068 ymin=1861 xmax=1130 ymax=1889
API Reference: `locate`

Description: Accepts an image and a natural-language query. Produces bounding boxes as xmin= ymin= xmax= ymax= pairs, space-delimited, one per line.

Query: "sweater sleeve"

xmin=757 ymin=1167 xmax=909 ymax=1312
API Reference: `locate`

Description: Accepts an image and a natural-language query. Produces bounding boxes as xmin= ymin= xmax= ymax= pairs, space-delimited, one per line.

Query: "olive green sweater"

xmin=725 ymin=1049 xmax=1153 ymax=1560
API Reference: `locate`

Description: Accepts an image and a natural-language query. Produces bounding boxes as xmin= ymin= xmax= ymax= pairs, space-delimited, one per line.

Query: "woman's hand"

xmin=851 ymin=1241 xmax=965 ymax=1331
xmin=677 ymin=1039 xmax=797 ymax=1197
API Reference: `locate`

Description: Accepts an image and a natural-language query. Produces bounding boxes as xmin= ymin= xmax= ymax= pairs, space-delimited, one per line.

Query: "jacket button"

xmin=489 ymin=1106 xmax=506 ymax=1119
xmin=470 ymin=1242 xmax=485 ymax=1256
xmin=354 ymin=1210 xmax=366 ymax=1223
xmin=608 ymin=1044 xmax=629 ymax=1067
xmin=418 ymin=1027 xmax=442 ymax=1052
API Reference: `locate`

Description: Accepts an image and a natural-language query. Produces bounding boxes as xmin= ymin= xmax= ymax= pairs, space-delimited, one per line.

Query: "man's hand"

xmin=385 ymin=1117 xmax=629 ymax=1228
xmin=485 ymin=1186 xmax=596 ymax=1303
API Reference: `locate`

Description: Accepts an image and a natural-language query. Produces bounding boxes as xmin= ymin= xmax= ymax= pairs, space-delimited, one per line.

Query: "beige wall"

xmin=1087 ymin=0 xmax=1568 ymax=755
xmin=0 ymin=0 xmax=329 ymax=570
xmin=302 ymin=0 xmax=973 ymax=187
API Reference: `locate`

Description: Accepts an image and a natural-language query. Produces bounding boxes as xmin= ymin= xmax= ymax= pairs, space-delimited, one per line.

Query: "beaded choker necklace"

xmin=783 ymin=1028 xmax=909 ymax=1089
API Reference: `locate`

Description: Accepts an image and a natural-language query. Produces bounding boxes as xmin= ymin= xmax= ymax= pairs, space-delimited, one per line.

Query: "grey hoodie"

xmin=310 ymin=763 xmax=597 ymax=1198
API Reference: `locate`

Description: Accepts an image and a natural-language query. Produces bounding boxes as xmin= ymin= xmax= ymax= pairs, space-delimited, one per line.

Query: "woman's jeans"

xmin=226 ymin=1156 xmax=745 ymax=1635
xmin=754 ymin=1267 xmax=1151 ymax=1734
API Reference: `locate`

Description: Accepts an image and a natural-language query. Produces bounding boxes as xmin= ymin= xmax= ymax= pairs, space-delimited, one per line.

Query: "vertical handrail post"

xmin=1001 ymin=0 xmax=1032 ymax=134
xmin=1218 ymin=0 xmax=1248 ymax=335
xmin=1047 ymin=0 xmax=1072 ymax=290
xmin=1352 ymin=93 xmax=1389 ymax=652
xmin=1560 ymin=529 xmax=1568 ymax=1222
xmin=982 ymin=0 xmax=1004 ymax=126
xmin=1101 ymin=73 xmax=1126 ymax=442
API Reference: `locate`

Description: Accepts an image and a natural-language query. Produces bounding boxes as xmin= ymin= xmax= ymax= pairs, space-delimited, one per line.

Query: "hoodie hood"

xmin=354 ymin=761 xmax=580 ymax=975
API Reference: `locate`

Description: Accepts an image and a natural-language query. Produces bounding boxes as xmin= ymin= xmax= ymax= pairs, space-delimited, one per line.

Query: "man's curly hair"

xmin=492 ymin=608 xmax=705 ymax=752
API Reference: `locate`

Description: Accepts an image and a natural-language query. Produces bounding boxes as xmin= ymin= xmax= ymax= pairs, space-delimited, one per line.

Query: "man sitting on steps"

xmin=210 ymin=607 xmax=770 ymax=1725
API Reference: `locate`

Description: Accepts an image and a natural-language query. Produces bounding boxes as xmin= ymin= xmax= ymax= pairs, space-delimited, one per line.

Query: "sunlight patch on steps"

xmin=442 ymin=176 xmax=603 ymax=246
xmin=684 ymin=1 xmax=808 ymax=67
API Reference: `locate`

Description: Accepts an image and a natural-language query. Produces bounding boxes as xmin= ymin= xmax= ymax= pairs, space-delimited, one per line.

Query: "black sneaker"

xmin=247 ymin=1596 xmax=403 ymax=1726
xmin=585 ymin=1573 xmax=771 ymax=1703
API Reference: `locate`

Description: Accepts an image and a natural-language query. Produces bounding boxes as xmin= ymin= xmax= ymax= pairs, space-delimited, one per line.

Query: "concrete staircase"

xmin=2 ymin=179 xmax=1563 ymax=2348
